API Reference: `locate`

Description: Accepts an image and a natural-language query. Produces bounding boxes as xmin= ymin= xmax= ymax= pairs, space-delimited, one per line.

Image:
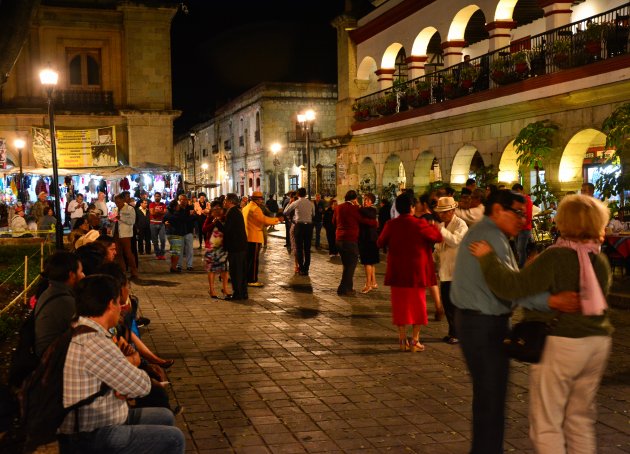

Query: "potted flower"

xmin=441 ymin=72 xmax=457 ymax=97
xmin=459 ymin=65 xmax=478 ymax=89
xmin=352 ymin=101 xmax=371 ymax=122
xmin=512 ymin=50 xmax=530 ymax=75
xmin=551 ymin=38 xmax=572 ymax=68
xmin=490 ymin=57 xmax=511 ymax=84
xmin=583 ymin=21 xmax=610 ymax=56
xmin=375 ymin=92 xmax=398 ymax=116
xmin=417 ymin=79 xmax=431 ymax=101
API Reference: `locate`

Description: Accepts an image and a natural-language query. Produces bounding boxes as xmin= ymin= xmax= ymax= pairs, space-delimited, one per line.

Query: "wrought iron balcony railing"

xmin=353 ymin=3 xmax=630 ymax=123
xmin=286 ymin=131 xmax=322 ymax=143
xmin=55 ymin=89 xmax=115 ymax=112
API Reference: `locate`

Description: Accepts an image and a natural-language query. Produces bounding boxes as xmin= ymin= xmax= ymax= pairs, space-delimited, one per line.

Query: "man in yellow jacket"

xmin=242 ymin=191 xmax=279 ymax=286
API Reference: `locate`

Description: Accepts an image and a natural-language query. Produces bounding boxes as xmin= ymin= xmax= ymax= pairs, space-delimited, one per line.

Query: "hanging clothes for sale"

xmin=35 ymin=177 xmax=47 ymax=195
xmin=120 ymin=177 xmax=130 ymax=190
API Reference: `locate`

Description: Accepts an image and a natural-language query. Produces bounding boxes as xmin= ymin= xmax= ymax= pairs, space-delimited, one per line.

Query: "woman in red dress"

xmin=377 ymin=193 xmax=443 ymax=352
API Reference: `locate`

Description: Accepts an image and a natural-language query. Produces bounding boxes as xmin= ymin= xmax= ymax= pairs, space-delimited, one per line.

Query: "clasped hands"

xmin=468 ymin=240 xmax=581 ymax=314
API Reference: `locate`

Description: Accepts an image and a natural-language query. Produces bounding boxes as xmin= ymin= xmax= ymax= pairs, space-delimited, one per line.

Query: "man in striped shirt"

xmin=58 ymin=275 xmax=184 ymax=453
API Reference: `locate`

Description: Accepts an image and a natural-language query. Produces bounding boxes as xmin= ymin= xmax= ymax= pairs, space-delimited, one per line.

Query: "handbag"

xmin=503 ymin=315 xmax=559 ymax=364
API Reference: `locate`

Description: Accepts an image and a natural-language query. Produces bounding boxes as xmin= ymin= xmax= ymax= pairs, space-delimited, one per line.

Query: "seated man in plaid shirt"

xmin=57 ymin=275 xmax=184 ymax=453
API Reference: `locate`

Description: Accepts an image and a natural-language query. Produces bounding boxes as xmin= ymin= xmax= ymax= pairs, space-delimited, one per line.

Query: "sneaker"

xmin=247 ymin=282 xmax=264 ymax=287
xmin=186 ymin=267 xmax=193 ymax=271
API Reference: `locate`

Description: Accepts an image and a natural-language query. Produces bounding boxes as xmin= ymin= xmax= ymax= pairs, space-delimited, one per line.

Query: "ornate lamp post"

xmin=190 ymin=132 xmax=197 ymax=195
xmin=14 ymin=138 xmax=25 ymax=204
xmin=271 ymin=142 xmax=281 ymax=196
xmin=39 ymin=68 xmax=63 ymax=250
xmin=297 ymin=109 xmax=315 ymax=199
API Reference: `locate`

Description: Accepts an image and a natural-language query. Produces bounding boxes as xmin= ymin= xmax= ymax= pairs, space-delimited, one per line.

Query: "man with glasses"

xmin=511 ymin=183 xmax=533 ymax=268
xmin=450 ymin=189 xmax=579 ymax=454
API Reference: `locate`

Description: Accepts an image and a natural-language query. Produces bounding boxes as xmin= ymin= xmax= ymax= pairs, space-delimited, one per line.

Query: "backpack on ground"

xmin=18 ymin=325 xmax=109 ymax=453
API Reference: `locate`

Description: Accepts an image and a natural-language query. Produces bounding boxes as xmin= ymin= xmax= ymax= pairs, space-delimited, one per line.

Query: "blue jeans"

xmin=150 ymin=223 xmax=166 ymax=257
xmin=58 ymin=407 xmax=184 ymax=454
xmin=515 ymin=229 xmax=532 ymax=268
xmin=179 ymin=233 xmax=194 ymax=269
xmin=455 ymin=308 xmax=511 ymax=454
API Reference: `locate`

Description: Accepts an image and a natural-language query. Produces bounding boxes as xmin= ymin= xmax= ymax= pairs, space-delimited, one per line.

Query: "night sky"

xmin=171 ymin=0 xmax=374 ymax=132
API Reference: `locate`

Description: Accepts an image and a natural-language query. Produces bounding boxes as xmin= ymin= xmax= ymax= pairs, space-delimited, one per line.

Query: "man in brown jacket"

xmin=242 ymin=191 xmax=279 ymax=286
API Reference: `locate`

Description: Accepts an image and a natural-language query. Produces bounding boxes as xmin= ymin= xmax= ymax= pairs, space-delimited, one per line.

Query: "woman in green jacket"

xmin=469 ymin=194 xmax=612 ymax=454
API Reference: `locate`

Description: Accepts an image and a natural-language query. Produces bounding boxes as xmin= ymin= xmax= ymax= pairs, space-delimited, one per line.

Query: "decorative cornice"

xmin=485 ymin=21 xmax=517 ymax=32
xmin=348 ymin=0 xmax=437 ymax=44
xmin=441 ymin=40 xmax=467 ymax=50
xmin=544 ymin=9 xmax=573 ymax=17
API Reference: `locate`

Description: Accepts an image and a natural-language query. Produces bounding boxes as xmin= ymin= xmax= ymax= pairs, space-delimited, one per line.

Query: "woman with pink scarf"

xmin=469 ymin=194 xmax=612 ymax=454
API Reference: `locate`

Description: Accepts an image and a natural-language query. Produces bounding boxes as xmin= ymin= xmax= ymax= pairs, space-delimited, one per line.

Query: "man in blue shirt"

xmin=451 ymin=189 xmax=579 ymax=454
xmin=284 ymin=187 xmax=315 ymax=275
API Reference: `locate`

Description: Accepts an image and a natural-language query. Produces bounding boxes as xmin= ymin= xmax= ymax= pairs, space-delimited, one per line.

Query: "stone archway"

xmin=413 ymin=150 xmax=436 ymax=193
xmin=448 ymin=5 xmax=482 ymax=41
xmin=558 ymin=128 xmax=607 ymax=191
xmin=383 ymin=154 xmax=405 ymax=191
xmin=359 ymin=157 xmax=377 ymax=192
xmin=498 ymin=140 xmax=519 ymax=184
xmin=356 ymin=56 xmax=379 ymax=95
xmin=450 ymin=144 xmax=483 ymax=185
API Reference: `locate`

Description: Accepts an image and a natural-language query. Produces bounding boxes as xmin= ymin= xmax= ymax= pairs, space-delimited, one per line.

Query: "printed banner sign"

xmin=31 ymin=126 xmax=117 ymax=168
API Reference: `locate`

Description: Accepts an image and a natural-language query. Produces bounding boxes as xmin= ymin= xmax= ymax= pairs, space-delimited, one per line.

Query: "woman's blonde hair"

xmin=556 ymin=194 xmax=609 ymax=241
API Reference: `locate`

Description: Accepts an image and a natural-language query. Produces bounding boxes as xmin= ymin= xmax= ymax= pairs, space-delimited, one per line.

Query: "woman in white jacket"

xmin=433 ymin=197 xmax=468 ymax=344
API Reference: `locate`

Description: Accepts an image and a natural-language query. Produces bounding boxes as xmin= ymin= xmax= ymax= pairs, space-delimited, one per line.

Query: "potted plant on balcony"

xmin=407 ymin=79 xmax=431 ymax=107
xmin=490 ymin=56 xmax=511 ymax=84
xmin=551 ymin=38 xmax=572 ymax=68
xmin=583 ymin=21 xmax=610 ymax=56
xmin=459 ymin=65 xmax=478 ymax=89
xmin=441 ymin=72 xmax=457 ymax=98
xmin=512 ymin=50 xmax=530 ymax=75
xmin=375 ymin=92 xmax=398 ymax=116
xmin=352 ymin=101 xmax=371 ymax=122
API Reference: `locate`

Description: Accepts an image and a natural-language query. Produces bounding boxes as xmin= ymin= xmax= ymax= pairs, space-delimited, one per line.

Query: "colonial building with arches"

xmin=332 ymin=0 xmax=630 ymax=198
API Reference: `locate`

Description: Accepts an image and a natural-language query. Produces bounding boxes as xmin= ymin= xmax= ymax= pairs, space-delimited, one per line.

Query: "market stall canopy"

xmin=185 ymin=181 xmax=221 ymax=188
xmin=5 ymin=167 xmax=75 ymax=176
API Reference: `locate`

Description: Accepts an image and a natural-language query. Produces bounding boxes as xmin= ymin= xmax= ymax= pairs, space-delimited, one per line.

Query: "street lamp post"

xmin=271 ymin=142 xmax=281 ymax=196
xmin=297 ymin=110 xmax=315 ymax=199
xmin=14 ymin=138 xmax=25 ymax=204
xmin=39 ymin=68 xmax=63 ymax=250
xmin=190 ymin=132 xmax=197 ymax=195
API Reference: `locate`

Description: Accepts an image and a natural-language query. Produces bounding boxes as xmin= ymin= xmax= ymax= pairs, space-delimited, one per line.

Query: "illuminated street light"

xmin=39 ymin=67 xmax=63 ymax=250
xmin=297 ymin=110 xmax=316 ymax=199
xmin=14 ymin=138 xmax=25 ymax=204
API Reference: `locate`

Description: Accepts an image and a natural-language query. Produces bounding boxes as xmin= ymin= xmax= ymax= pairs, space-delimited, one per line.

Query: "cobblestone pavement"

xmin=132 ymin=235 xmax=630 ymax=454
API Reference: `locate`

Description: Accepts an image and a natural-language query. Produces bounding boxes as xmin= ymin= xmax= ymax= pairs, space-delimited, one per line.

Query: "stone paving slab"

xmin=131 ymin=236 xmax=630 ymax=453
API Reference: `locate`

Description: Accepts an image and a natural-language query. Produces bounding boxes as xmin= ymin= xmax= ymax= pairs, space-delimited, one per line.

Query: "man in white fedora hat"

xmin=433 ymin=197 xmax=468 ymax=345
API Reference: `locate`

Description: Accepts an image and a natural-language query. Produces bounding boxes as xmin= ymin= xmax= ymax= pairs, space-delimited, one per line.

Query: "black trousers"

xmin=294 ymin=223 xmax=313 ymax=273
xmin=455 ymin=308 xmax=511 ymax=454
xmin=228 ymin=250 xmax=248 ymax=299
xmin=325 ymin=226 xmax=337 ymax=254
xmin=246 ymin=242 xmax=261 ymax=283
xmin=440 ymin=281 xmax=457 ymax=338
xmin=136 ymin=226 xmax=151 ymax=254
xmin=336 ymin=240 xmax=358 ymax=294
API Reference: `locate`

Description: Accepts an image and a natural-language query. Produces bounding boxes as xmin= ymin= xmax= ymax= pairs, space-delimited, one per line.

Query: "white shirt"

xmin=455 ymin=204 xmax=484 ymax=227
xmin=434 ymin=215 xmax=468 ymax=282
xmin=67 ymin=200 xmax=87 ymax=219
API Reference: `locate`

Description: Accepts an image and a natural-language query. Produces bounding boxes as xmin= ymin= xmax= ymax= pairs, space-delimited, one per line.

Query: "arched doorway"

xmin=359 ymin=157 xmax=377 ymax=193
xmin=450 ymin=145 xmax=484 ymax=185
xmin=383 ymin=154 xmax=405 ymax=192
xmin=413 ymin=151 xmax=437 ymax=192
xmin=498 ymin=140 xmax=519 ymax=184
xmin=559 ymin=128 xmax=609 ymax=192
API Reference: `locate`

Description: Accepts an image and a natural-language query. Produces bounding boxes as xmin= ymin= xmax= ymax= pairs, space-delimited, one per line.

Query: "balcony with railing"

xmin=55 ymin=90 xmax=115 ymax=112
xmin=353 ymin=4 xmax=630 ymax=128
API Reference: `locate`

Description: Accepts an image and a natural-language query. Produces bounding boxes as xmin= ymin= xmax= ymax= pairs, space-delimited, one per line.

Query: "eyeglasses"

xmin=505 ymin=206 xmax=526 ymax=218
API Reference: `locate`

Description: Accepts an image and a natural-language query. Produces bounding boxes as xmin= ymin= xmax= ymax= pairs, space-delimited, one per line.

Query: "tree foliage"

xmin=514 ymin=120 xmax=558 ymax=186
xmin=598 ymin=103 xmax=630 ymax=205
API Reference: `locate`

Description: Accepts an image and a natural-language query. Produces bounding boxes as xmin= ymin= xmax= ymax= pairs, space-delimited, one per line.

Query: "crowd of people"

xmin=8 ymin=176 xmax=616 ymax=454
